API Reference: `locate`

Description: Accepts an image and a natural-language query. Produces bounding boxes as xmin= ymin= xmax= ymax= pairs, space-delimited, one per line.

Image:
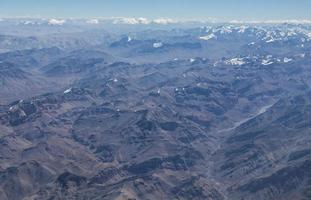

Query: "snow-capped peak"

xmin=48 ymin=19 xmax=66 ymax=25
xmin=86 ymin=19 xmax=99 ymax=24
xmin=113 ymin=17 xmax=149 ymax=25
xmin=153 ymin=18 xmax=176 ymax=25
xmin=237 ymin=26 xmax=248 ymax=33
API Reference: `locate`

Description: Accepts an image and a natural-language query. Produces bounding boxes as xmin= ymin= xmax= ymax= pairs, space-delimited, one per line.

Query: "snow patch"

xmin=23 ymin=21 xmax=36 ymax=25
xmin=280 ymin=31 xmax=286 ymax=37
xmin=153 ymin=42 xmax=163 ymax=48
xmin=64 ymin=88 xmax=72 ymax=94
xmin=190 ymin=58 xmax=196 ymax=63
xmin=219 ymin=26 xmax=233 ymax=34
xmin=225 ymin=58 xmax=245 ymax=66
xmin=283 ymin=57 xmax=293 ymax=63
xmin=298 ymin=53 xmax=305 ymax=58
xmin=262 ymin=60 xmax=273 ymax=66
xmin=266 ymin=38 xmax=275 ymax=43
xmin=199 ymin=33 xmax=216 ymax=41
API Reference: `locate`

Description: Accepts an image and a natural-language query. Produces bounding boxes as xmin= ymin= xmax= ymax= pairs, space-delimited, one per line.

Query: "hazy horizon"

xmin=1 ymin=0 xmax=311 ymax=21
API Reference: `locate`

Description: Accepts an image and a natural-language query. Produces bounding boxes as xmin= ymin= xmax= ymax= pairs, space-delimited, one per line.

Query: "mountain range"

xmin=0 ymin=21 xmax=310 ymax=200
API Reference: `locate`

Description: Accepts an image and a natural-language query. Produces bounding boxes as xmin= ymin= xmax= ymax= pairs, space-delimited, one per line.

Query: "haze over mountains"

xmin=0 ymin=19 xmax=311 ymax=200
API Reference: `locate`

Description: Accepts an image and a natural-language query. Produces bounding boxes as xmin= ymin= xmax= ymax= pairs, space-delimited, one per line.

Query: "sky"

xmin=0 ymin=0 xmax=311 ymax=21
